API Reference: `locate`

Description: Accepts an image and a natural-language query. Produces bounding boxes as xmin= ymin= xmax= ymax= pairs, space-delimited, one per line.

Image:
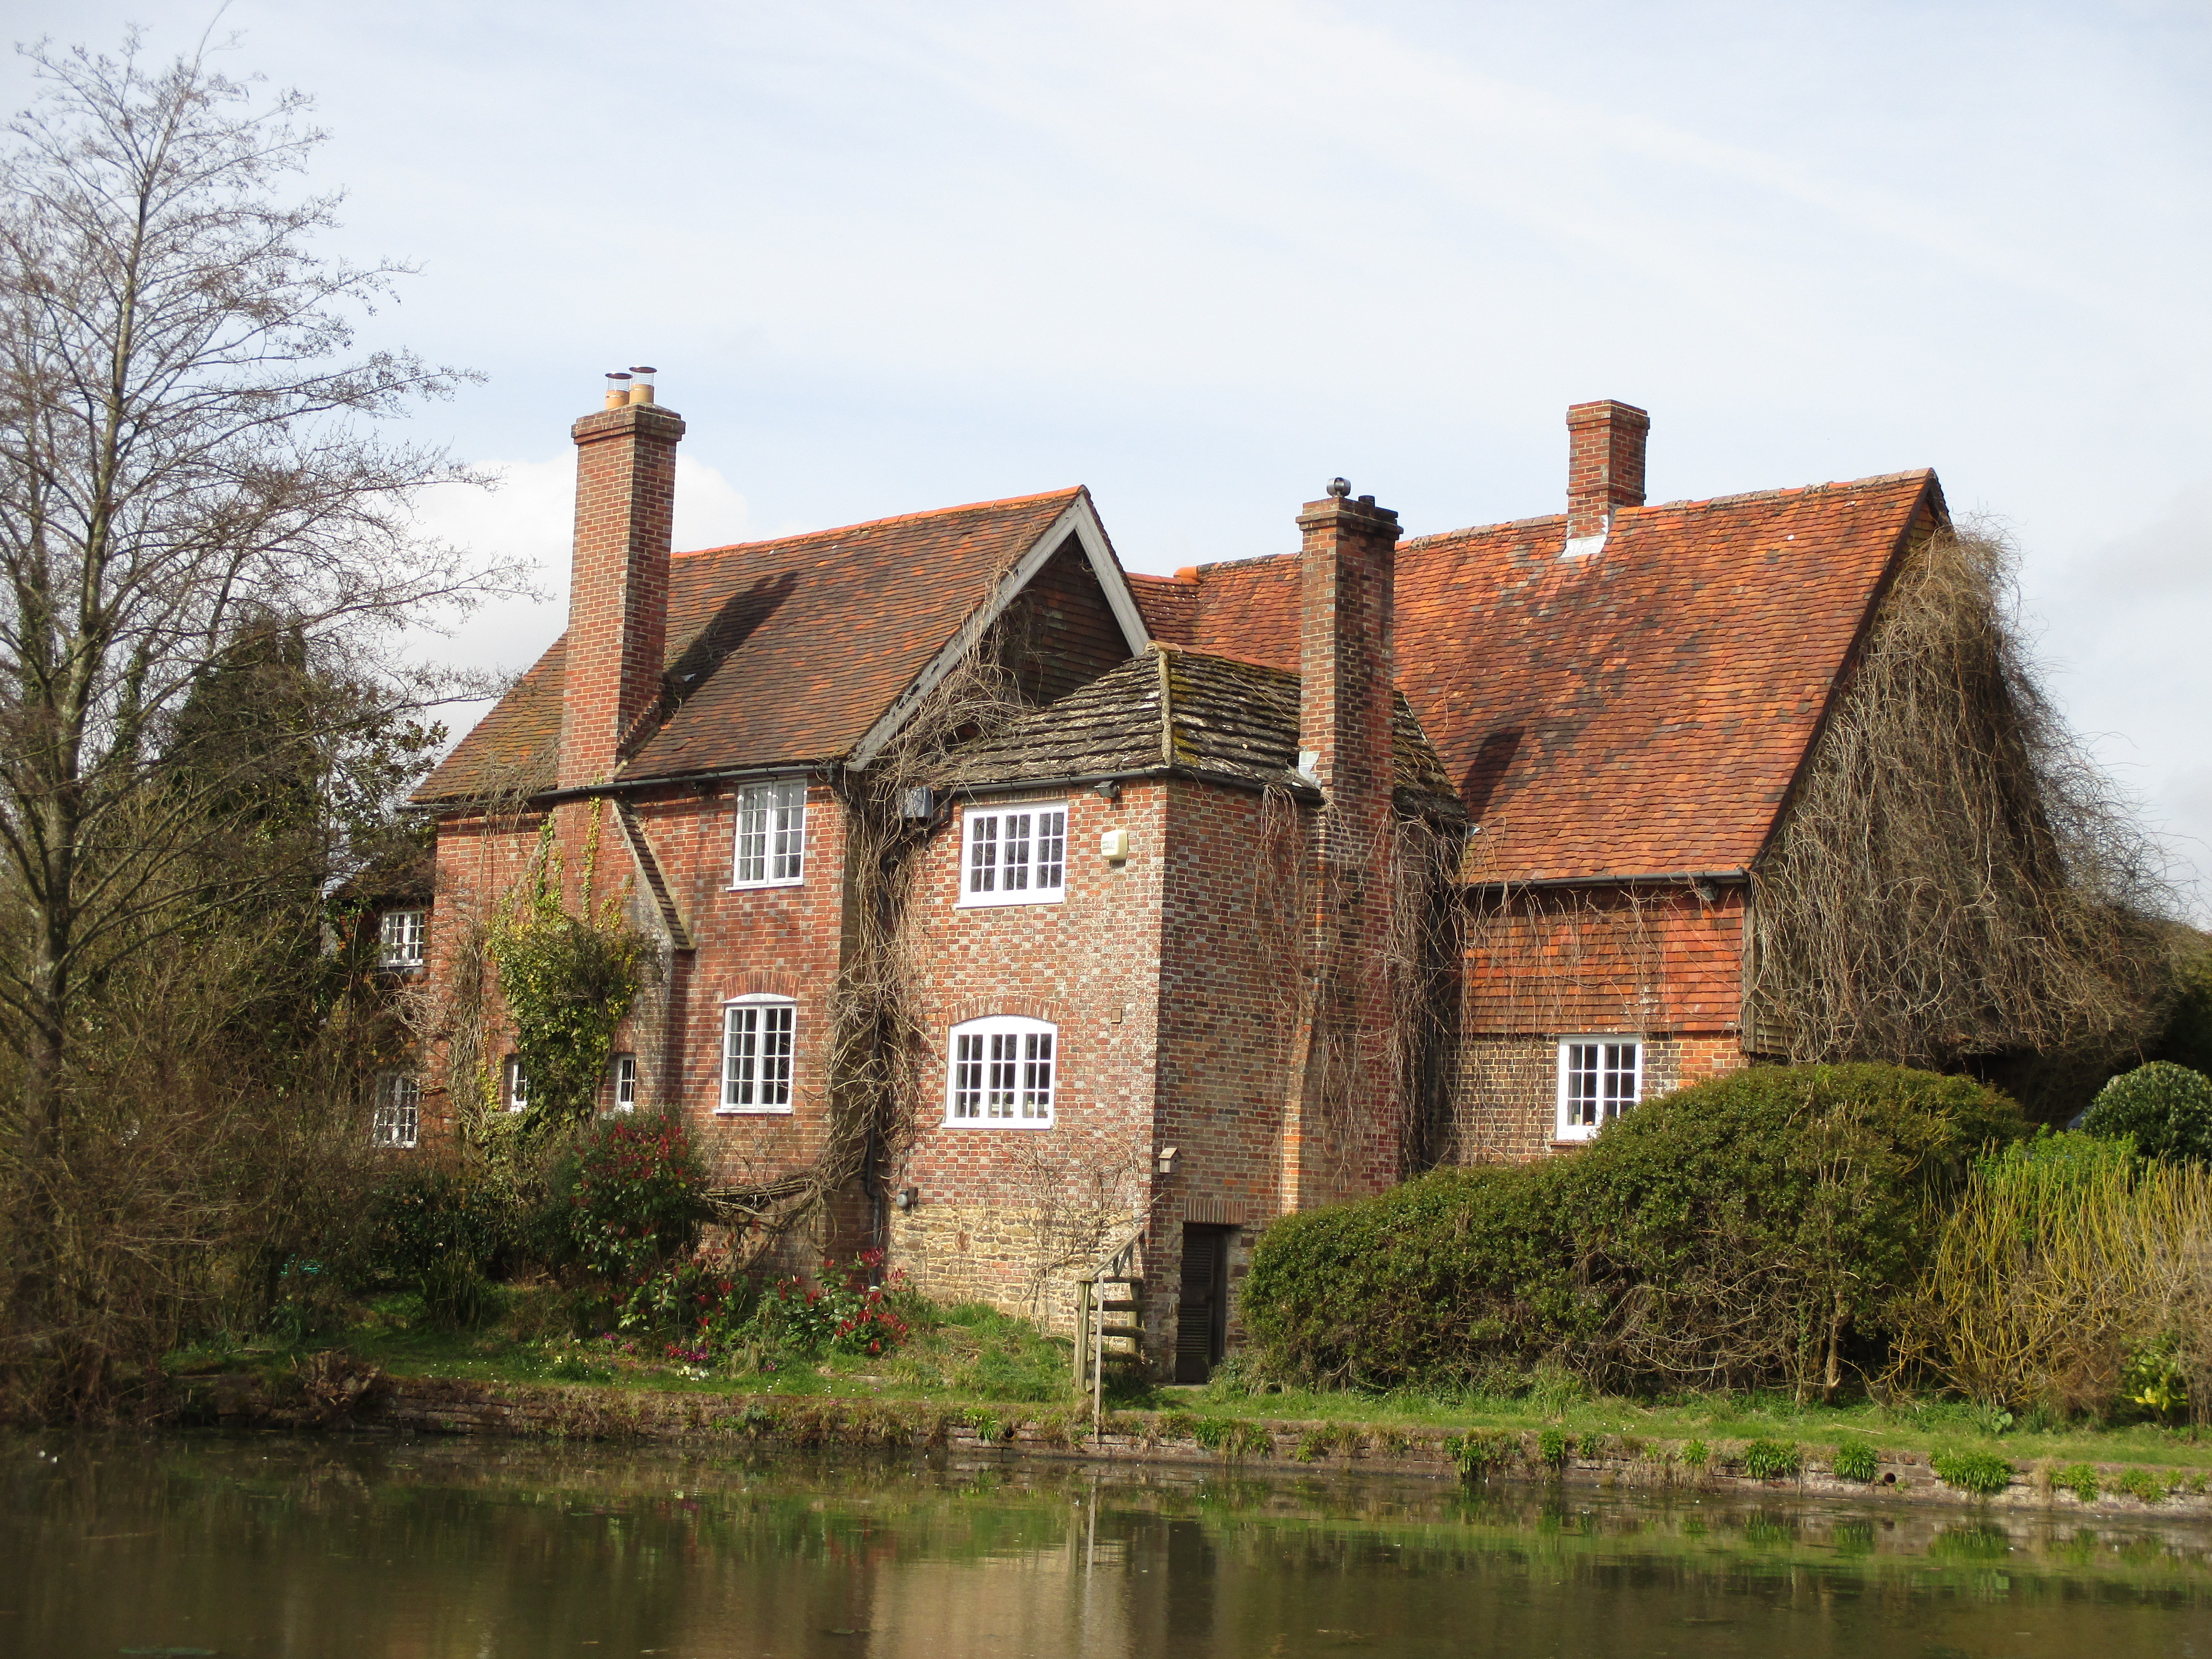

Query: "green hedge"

xmin=1242 ymin=1063 xmax=2021 ymax=1393
xmin=2083 ymin=1061 xmax=2212 ymax=1165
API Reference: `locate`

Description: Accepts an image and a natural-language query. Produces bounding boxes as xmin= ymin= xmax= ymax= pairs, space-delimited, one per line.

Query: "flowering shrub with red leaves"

xmin=755 ymin=1251 xmax=913 ymax=1358
xmin=563 ymin=1116 xmax=708 ymax=1285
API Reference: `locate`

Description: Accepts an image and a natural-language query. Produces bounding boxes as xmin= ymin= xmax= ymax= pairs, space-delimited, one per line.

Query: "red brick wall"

xmin=888 ymin=782 xmax=1169 ymax=1337
xmin=1002 ymin=537 xmax=1135 ymax=705
xmin=560 ymin=404 xmax=683 ymax=790
xmin=1449 ymin=883 xmax=1751 ymax=1160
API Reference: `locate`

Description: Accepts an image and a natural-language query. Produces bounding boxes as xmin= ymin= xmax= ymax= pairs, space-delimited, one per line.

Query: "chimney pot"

xmin=1564 ymin=398 xmax=1650 ymax=555
xmin=627 ymin=365 xmax=658 ymax=406
xmin=603 ymin=372 xmax=633 ymax=411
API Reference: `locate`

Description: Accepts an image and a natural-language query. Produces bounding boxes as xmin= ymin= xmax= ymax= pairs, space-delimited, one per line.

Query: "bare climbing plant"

xmin=1746 ymin=522 xmax=2173 ymax=1071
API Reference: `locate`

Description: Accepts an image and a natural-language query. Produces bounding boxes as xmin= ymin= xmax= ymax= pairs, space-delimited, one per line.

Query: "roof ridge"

xmin=673 ymin=486 xmax=1084 ymax=559
xmin=1400 ymin=468 xmax=1935 ymax=552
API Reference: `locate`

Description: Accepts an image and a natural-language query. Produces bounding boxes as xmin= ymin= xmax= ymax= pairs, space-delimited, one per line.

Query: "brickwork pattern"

xmin=1565 ymin=398 xmax=1649 ymax=542
xmin=1445 ymin=1031 xmax=1751 ymax=1162
xmin=559 ymin=405 xmax=683 ymax=790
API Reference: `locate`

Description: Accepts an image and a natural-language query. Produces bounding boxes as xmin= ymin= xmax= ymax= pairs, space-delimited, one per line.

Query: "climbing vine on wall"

xmin=485 ymin=821 xmax=649 ymax=1131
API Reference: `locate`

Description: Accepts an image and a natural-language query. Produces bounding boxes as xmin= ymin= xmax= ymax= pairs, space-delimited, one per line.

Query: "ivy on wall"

xmin=486 ymin=820 xmax=648 ymax=1131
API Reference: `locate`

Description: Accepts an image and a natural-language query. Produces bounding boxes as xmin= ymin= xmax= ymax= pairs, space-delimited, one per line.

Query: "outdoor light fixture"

xmin=891 ymin=1187 xmax=917 ymax=1210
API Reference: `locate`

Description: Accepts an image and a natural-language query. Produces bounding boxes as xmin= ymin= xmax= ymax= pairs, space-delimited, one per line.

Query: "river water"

xmin=4 ymin=1432 xmax=2209 ymax=1658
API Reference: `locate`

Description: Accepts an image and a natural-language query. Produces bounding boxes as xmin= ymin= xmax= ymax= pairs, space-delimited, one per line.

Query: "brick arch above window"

xmin=942 ymin=997 xmax=1063 ymax=1028
xmin=718 ymin=969 xmax=802 ymax=1001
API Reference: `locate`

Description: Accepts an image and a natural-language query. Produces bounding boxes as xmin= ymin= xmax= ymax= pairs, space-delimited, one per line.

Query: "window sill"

xmin=727 ymin=879 xmax=805 ymax=893
xmin=715 ymin=1106 xmax=794 ymax=1116
xmin=954 ymin=891 xmax=1067 ymax=910
xmin=943 ymin=1118 xmax=1055 ymax=1130
xmin=1548 ymin=1137 xmax=1595 ymax=1151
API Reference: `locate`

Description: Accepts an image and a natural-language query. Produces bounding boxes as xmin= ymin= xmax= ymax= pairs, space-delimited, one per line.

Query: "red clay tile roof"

xmin=417 ymin=489 xmax=1091 ymax=804
xmin=1133 ymin=471 xmax=1941 ymax=882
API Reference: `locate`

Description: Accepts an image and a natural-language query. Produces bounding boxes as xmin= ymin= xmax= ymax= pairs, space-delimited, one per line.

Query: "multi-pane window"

xmin=611 ymin=1053 xmax=637 ymax=1112
xmin=945 ymin=1017 xmax=1057 ymax=1127
xmin=732 ymin=780 xmax=807 ymax=887
xmin=505 ymin=1055 xmax=529 ymax=1114
xmin=378 ymin=908 xmax=426 ymax=969
xmin=959 ymin=804 xmax=1069 ymax=907
xmin=721 ymin=998 xmax=796 ymax=1113
xmin=1556 ymin=1038 xmax=1640 ymax=1141
xmin=372 ymin=1073 xmax=420 ymax=1148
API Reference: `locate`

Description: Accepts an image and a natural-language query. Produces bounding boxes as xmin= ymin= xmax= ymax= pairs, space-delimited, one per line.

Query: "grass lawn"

xmin=168 ymin=1283 xmax=2211 ymax=1476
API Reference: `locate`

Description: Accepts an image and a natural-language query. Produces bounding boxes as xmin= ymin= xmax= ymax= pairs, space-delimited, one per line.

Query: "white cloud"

xmin=402 ymin=453 xmax=758 ymax=679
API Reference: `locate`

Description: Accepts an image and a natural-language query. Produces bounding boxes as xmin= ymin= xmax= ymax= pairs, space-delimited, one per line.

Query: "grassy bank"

xmin=165 ymin=1284 xmax=2212 ymax=1484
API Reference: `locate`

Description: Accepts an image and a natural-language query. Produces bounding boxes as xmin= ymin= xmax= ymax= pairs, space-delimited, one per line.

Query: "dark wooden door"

xmin=1176 ymin=1224 xmax=1231 ymax=1383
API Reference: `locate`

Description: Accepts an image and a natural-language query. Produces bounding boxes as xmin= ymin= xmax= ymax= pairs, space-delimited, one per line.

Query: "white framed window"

xmin=611 ymin=1052 xmax=637 ymax=1112
xmin=372 ymin=1073 xmax=420 ymax=1148
xmin=378 ymin=908 xmax=426 ymax=969
xmin=505 ymin=1055 xmax=529 ymax=1114
xmin=731 ymin=779 xmax=807 ymax=888
xmin=721 ymin=997 xmax=796 ymax=1113
xmin=1556 ymin=1037 xmax=1641 ymax=1141
xmin=945 ymin=1016 xmax=1057 ymax=1128
xmin=958 ymin=802 xmax=1069 ymax=907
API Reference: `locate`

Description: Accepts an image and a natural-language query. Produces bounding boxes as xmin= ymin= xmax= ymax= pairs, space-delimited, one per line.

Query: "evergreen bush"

xmin=1240 ymin=1064 xmax=2021 ymax=1393
xmin=362 ymin=1166 xmax=518 ymax=1289
xmin=2083 ymin=1062 xmax=2212 ymax=1166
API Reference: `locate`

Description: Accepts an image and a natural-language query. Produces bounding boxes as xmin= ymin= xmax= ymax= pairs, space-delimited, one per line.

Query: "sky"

xmin=5 ymin=0 xmax=2209 ymax=899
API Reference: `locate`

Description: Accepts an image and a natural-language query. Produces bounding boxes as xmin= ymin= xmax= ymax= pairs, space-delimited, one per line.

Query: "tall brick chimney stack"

xmin=1564 ymin=398 xmax=1649 ymax=554
xmin=1286 ymin=478 xmax=1402 ymax=1208
xmin=1297 ymin=478 xmax=1400 ymax=823
xmin=558 ymin=371 xmax=685 ymax=790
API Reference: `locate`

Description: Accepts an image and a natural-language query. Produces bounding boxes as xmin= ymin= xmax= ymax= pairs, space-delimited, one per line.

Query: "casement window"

xmin=505 ymin=1055 xmax=529 ymax=1114
xmin=721 ymin=997 xmax=796 ymax=1113
xmin=958 ymin=803 xmax=1068 ymax=907
xmin=611 ymin=1053 xmax=637 ymax=1113
xmin=731 ymin=780 xmax=807 ymax=888
xmin=372 ymin=1073 xmax=420 ymax=1148
xmin=945 ymin=1016 xmax=1057 ymax=1128
xmin=1556 ymin=1038 xmax=1641 ymax=1141
xmin=378 ymin=908 xmax=426 ymax=969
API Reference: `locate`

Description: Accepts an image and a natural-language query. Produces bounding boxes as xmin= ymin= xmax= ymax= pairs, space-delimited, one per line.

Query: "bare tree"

xmin=0 ymin=30 xmax=516 ymax=1403
xmin=0 ymin=32 xmax=509 ymax=1122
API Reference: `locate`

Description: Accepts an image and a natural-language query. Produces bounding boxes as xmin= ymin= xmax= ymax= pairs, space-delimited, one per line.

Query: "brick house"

xmin=404 ymin=380 xmax=1948 ymax=1376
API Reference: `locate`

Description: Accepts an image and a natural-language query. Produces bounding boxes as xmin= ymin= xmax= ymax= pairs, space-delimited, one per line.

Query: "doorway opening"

xmin=1175 ymin=1223 xmax=1233 ymax=1383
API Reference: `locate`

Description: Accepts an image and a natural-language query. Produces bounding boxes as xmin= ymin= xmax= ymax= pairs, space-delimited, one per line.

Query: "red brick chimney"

xmin=1564 ymin=398 xmax=1649 ymax=554
xmin=1286 ymin=478 xmax=1402 ymax=1207
xmin=1297 ymin=478 xmax=1399 ymax=823
xmin=558 ymin=373 xmax=684 ymax=789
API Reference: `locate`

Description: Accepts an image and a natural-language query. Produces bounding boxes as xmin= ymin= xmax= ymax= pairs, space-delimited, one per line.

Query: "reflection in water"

xmin=3 ymin=1432 xmax=2209 ymax=1657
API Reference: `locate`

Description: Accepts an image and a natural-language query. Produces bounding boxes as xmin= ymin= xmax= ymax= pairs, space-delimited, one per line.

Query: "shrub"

xmin=1241 ymin=1064 xmax=2021 ymax=1393
xmin=557 ymin=1115 xmax=709 ymax=1285
xmin=751 ymin=1253 xmax=912 ymax=1358
xmin=1830 ymin=1442 xmax=1879 ymax=1482
xmin=1537 ymin=1427 xmax=1570 ymax=1468
xmin=362 ymin=1166 xmax=517 ymax=1289
xmin=1743 ymin=1439 xmax=1802 ymax=1480
xmin=2053 ymin=1462 xmax=2100 ymax=1502
xmin=2084 ymin=1063 xmax=2212 ymax=1166
xmin=1901 ymin=1138 xmax=2212 ymax=1419
xmin=1444 ymin=1431 xmax=1506 ymax=1479
xmin=2115 ymin=1467 xmax=2169 ymax=1503
xmin=1680 ymin=1438 xmax=1709 ymax=1469
xmin=1931 ymin=1449 xmax=2014 ymax=1496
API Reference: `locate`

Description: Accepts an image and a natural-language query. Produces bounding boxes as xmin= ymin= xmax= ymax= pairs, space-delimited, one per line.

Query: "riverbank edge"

xmin=174 ymin=1367 xmax=2212 ymax=1522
